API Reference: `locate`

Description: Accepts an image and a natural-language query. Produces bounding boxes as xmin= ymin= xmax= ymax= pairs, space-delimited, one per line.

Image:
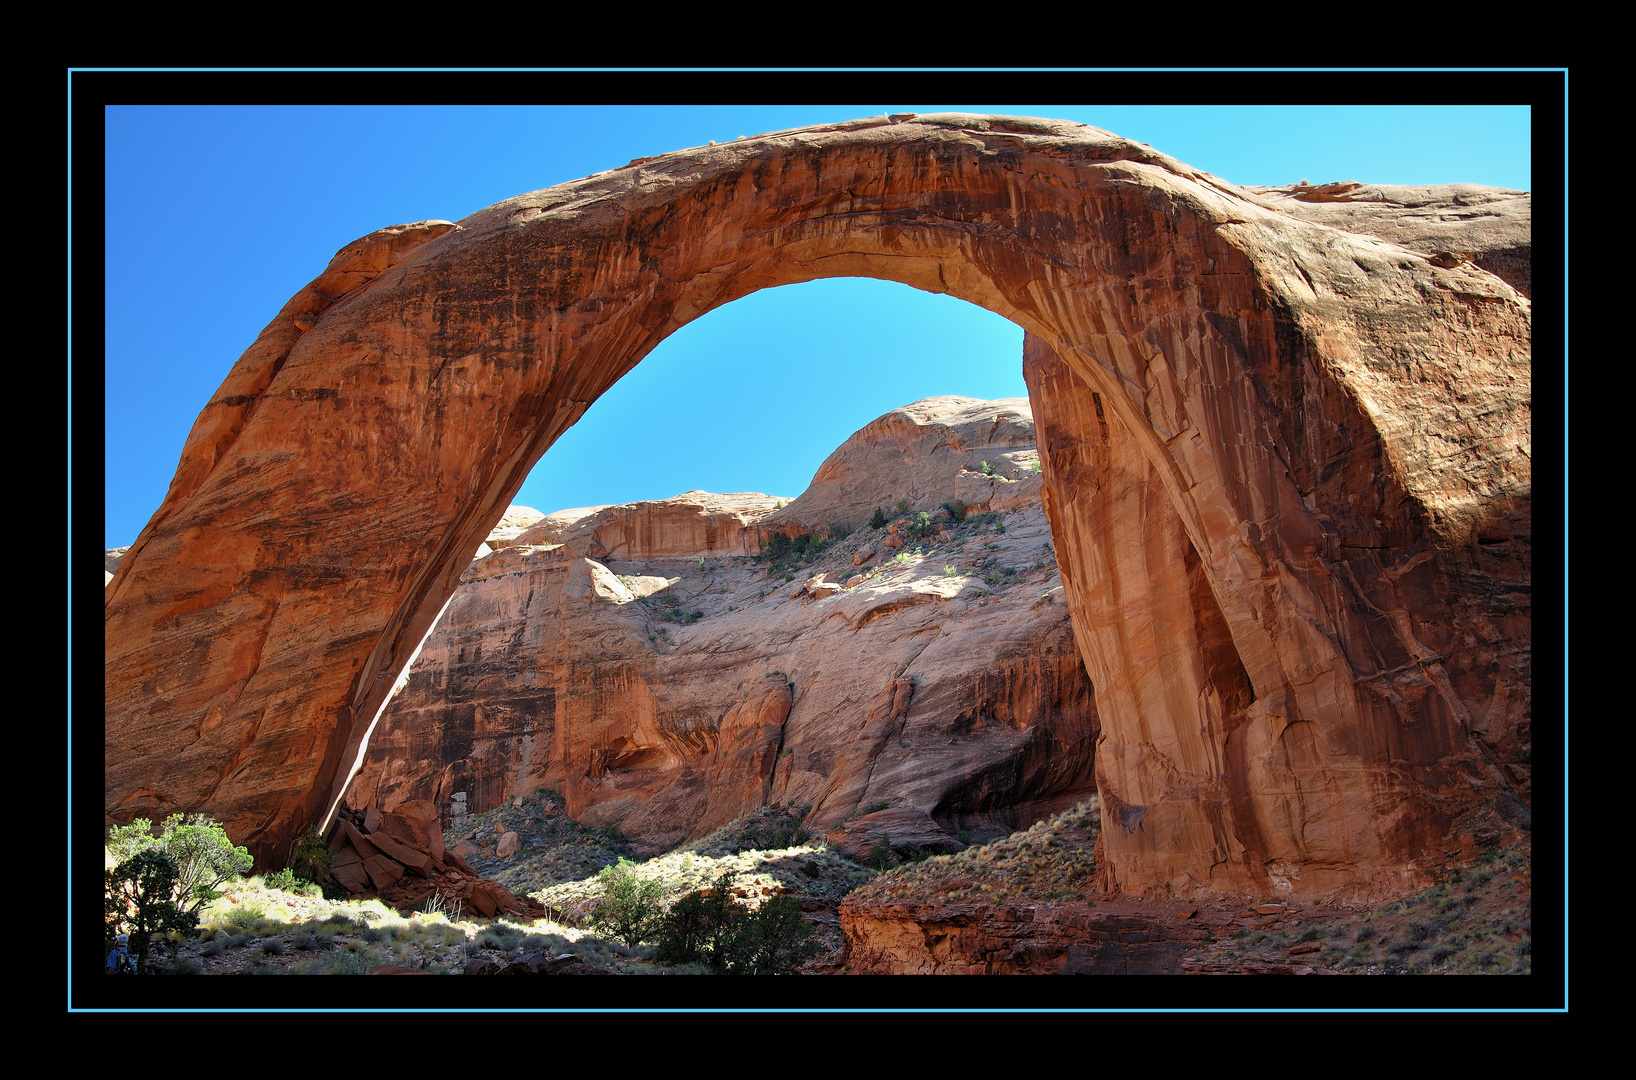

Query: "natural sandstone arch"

xmin=105 ymin=114 xmax=1530 ymax=901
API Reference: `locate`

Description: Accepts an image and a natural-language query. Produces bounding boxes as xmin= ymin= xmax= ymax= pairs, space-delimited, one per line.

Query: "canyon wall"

xmin=351 ymin=398 xmax=1098 ymax=849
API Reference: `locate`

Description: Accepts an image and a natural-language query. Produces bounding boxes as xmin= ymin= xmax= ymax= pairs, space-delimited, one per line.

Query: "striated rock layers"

xmin=349 ymin=398 xmax=1099 ymax=849
xmin=106 ymin=115 xmax=1530 ymax=903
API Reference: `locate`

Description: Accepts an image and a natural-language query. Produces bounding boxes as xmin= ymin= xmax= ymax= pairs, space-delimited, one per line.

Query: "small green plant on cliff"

xmin=979 ymin=460 xmax=994 ymax=476
xmin=870 ymin=507 xmax=888 ymax=530
xmin=865 ymin=835 xmax=895 ymax=871
xmin=894 ymin=499 xmax=910 ymax=516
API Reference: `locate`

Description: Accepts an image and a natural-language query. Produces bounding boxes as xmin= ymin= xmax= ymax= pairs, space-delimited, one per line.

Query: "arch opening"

xmin=340 ymin=275 xmax=1107 ymax=860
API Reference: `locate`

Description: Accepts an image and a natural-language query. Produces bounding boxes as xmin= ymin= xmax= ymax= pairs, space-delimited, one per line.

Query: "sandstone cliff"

xmin=350 ymin=398 xmax=1099 ymax=850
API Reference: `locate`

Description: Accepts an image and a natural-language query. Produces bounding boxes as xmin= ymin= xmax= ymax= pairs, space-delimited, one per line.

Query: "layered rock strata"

xmin=350 ymin=398 xmax=1099 ymax=848
xmin=105 ymin=114 xmax=1530 ymax=904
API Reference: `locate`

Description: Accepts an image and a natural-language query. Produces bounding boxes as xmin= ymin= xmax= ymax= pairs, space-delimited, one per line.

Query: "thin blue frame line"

xmin=1561 ymin=69 xmax=1570 ymax=1010
xmin=67 ymin=1007 xmax=1569 ymax=1013
xmin=67 ymin=66 xmax=1570 ymax=73
xmin=66 ymin=65 xmax=74 ymax=1012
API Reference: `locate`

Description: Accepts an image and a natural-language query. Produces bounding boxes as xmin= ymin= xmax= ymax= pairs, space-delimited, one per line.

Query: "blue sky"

xmin=102 ymin=104 xmax=1533 ymax=548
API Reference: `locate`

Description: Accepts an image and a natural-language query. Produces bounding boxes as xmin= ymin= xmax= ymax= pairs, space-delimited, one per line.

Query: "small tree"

xmin=106 ymin=814 xmax=252 ymax=915
xmin=105 ymin=850 xmax=199 ymax=974
xmin=869 ymin=507 xmax=888 ymax=530
xmin=736 ymin=894 xmax=821 ymax=974
xmin=587 ymin=858 xmax=665 ymax=947
xmin=652 ymin=870 xmax=817 ymax=974
xmin=290 ymin=825 xmax=333 ymax=887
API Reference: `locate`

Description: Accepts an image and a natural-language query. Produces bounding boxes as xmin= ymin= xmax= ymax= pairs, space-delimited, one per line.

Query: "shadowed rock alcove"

xmin=105 ymin=114 xmax=1531 ymax=904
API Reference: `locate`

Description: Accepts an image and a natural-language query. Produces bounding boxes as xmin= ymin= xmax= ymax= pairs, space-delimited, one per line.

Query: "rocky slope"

xmin=349 ymin=397 xmax=1100 ymax=851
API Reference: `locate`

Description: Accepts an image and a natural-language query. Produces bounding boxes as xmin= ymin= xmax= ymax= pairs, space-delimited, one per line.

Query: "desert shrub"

xmin=587 ymin=859 xmax=666 ymax=947
xmin=940 ymin=500 xmax=968 ymax=522
xmin=979 ymin=460 xmax=994 ymax=476
xmin=733 ymin=894 xmax=821 ymax=975
xmin=869 ymin=507 xmax=888 ymax=530
xmin=865 ymin=835 xmax=894 ymax=871
xmin=794 ymin=534 xmax=827 ymax=562
xmin=894 ymin=499 xmax=909 ymax=516
xmin=105 ymin=850 xmax=200 ymax=974
xmin=290 ymin=826 xmax=333 ymax=887
xmin=263 ymin=867 xmax=300 ymax=892
xmin=107 ymin=814 xmax=252 ymax=915
xmin=653 ymin=871 xmax=817 ymax=974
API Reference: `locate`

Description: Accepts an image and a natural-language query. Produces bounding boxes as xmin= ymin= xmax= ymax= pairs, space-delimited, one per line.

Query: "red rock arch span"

xmin=104 ymin=114 xmax=1531 ymax=902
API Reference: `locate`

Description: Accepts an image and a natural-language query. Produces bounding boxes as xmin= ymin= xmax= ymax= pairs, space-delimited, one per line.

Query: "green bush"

xmin=106 ymin=814 xmax=252 ymax=916
xmin=587 ymin=858 xmax=665 ymax=947
xmin=263 ymin=868 xmax=301 ymax=892
xmin=105 ymin=850 xmax=200 ymax=974
xmin=653 ymin=871 xmax=817 ymax=974
xmin=865 ymin=834 xmax=894 ymax=871
xmin=940 ymin=500 xmax=968 ymax=522
xmin=291 ymin=826 xmax=333 ymax=887
xmin=979 ymin=460 xmax=994 ymax=476
xmin=894 ymin=499 xmax=909 ymax=516
xmin=869 ymin=507 xmax=888 ymax=530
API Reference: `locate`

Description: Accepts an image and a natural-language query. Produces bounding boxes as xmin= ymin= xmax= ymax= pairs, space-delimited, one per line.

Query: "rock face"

xmin=349 ymin=398 xmax=1099 ymax=848
xmin=1025 ymin=317 xmax=1529 ymax=903
xmin=105 ymin=114 xmax=1530 ymax=904
xmin=840 ymin=900 xmax=1200 ymax=975
xmin=1245 ymin=182 xmax=1532 ymax=298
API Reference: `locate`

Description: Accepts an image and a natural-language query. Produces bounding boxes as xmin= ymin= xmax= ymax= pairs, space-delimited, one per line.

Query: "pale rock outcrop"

xmin=760 ymin=396 xmax=1042 ymax=536
xmin=1246 ymin=182 xmax=1532 ymax=297
xmin=350 ymin=399 xmax=1099 ymax=847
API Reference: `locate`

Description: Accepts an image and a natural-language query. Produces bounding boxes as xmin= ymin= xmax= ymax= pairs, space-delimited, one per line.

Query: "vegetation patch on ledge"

xmin=846 ymin=795 xmax=1100 ymax=909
